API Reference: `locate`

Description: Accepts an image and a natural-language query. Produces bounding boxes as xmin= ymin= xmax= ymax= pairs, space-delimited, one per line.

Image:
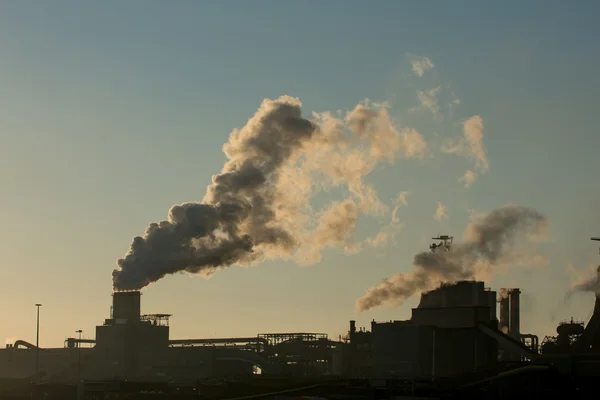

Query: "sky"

xmin=1 ymin=0 xmax=600 ymax=347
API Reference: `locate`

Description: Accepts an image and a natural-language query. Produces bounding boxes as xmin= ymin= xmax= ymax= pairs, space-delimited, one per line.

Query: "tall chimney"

xmin=508 ymin=288 xmax=521 ymax=339
xmin=487 ymin=290 xmax=497 ymax=321
xmin=499 ymin=291 xmax=509 ymax=333
xmin=112 ymin=291 xmax=141 ymax=323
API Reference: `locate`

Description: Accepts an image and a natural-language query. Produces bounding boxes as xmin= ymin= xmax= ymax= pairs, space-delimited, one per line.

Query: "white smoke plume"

xmin=411 ymin=56 xmax=435 ymax=77
xmin=356 ymin=205 xmax=548 ymax=312
xmin=567 ymin=264 xmax=600 ymax=296
xmin=364 ymin=191 xmax=411 ymax=249
xmin=113 ymin=96 xmax=428 ymax=290
xmin=434 ymin=201 xmax=448 ymax=221
xmin=416 ymin=87 xmax=441 ymax=118
xmin=459 ymin=170 xmax=477 ymax=188
xmin=392 ymin=191 xmax=410 ymax=224
xmin=497 ymin=288 xmax=509 ymax=301
xmin=442 ymin=115 xmax=488 ymax=187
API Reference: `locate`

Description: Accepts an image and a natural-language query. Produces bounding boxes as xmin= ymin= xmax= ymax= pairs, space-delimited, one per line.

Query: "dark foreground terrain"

xmin=0 ymin=364 xmax=596 ymax=400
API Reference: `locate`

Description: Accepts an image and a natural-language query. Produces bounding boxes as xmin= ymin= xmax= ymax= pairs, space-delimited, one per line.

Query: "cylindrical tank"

xmin=509 ymin=289 xmax=521 ymax=338
xmin=557 ymin=322 xmax=584 ymax=336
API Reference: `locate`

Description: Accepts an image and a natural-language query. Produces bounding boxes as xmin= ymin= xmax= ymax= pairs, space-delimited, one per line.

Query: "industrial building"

xmin=0 ymin=236 xmax=599 ymax=399
xmin=345 ymin=280 xmax=539 ymax=379
xmin=340 ymin=237 xmax=600 ymax=383
xmin=0 ymin=290 xmax=344 ymax=383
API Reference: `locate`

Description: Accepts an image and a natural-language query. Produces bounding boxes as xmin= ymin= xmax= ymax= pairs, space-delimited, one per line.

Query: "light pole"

xmin=76 ymin=330 xmax=82 ymax=381
xmin=35 ymin=304 xmax=42 ymax=377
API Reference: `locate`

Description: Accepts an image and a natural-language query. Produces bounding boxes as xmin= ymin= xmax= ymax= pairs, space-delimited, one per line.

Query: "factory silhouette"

xmin=0 ymin=236 xmax=598 ymax=399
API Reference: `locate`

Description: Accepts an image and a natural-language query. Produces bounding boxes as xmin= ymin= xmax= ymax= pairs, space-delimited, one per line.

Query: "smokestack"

xmin=356 ymin=206 xmax=549 ymax=311
xmin=112 ymin=96 xmax=429 ymax=291
xmin=487 ymin=290 xmax=497 ymax=321
xmin=499 ymin=289 xmax=509 ymax=333
xmin=350 ymin=320 xmax=356 ymax=335
xmin=509 ymin=288 xmax=521 ymax=338
xmin=112 ymin=291 xmax=141 ymax=323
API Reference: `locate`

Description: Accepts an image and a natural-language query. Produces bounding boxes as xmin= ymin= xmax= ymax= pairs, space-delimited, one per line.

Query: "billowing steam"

xmin=567 ymin=264 xmax=600 ymax=296
xmin=497 ymin=288 xmax=509 ymax=301
xmin=356 ymin=205 xmax=549 ymax=311
xmin=113 ymin=96 xmax=428 ymax=290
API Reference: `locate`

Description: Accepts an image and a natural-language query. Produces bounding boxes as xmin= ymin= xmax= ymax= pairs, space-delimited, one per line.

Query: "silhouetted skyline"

xmin=1 ymin=0 xmax=599 ymax=347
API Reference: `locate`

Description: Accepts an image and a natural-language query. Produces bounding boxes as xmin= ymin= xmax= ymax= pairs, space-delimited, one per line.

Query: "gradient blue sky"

xmin=1 ymin=0 xmax=599 ymax=347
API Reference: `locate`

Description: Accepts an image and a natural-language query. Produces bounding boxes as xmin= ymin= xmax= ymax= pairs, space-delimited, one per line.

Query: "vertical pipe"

xmin=509 ymin=289 xmax=521 ymax=338
xmin=76 ymin=330 xmax=82 ymax=381
xmin=499 ymin=295 xmax=509 ymax=333
xmin=487 ymin=291 xmax=497 ymax=321
xmin=35 ymin=304 xmax=41 ymax=376
xmin=349 ymin=321 xmax=356 ymax=376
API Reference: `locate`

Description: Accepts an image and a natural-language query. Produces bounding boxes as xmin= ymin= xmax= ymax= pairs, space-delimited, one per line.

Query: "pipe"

xmin=487 ymin=291 xmax=497 ymax=321
xmin=520 ymin=334 xmax=539 ymax=353
xmin=13 ymin=340 xmax=38 ymax=350
xmin=65 ymin=338 xmax=96 ymax=349
xmin=35 ymin=304 xmax=41 ymax=376
xmin=477 ymin=323 xmax=539 ymax=360
xmin=169 ymin=337 xmax=269 ymax=347
xmin=499 ymin=294 xmax=509 ymax=333
xmin=509 ymin=289 xmax=521 ymax=339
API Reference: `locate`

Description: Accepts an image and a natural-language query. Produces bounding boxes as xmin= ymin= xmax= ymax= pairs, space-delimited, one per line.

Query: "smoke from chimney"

xmin=568 ymin=265 xmax=600 ymax=296
xmin=112 ymin=96 xmax=428 ymax=290
xmin=497 ymin=287 xmax=509 ymax=301
xmin=356 ymin=205 xmax=549 ymax=311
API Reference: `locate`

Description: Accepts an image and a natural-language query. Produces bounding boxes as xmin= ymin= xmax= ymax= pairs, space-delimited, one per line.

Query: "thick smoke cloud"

xmin=113 ymin=96 xmax=427 ymax=290
xmin=356 ymin=205 xmax=548 ymax=311
xmin=113 ymin=97 xmax=313 ymax=290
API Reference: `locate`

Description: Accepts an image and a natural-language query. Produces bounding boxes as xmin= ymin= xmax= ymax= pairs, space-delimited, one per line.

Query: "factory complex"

xmin=1 ymin=237 xmax=599 ymax=399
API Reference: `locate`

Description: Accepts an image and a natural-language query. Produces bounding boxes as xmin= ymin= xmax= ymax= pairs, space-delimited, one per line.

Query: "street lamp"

xmin=76 ymin=330 xmax=83 ymax=381
xmin=35 ymin=304 xmax=42 ymax=376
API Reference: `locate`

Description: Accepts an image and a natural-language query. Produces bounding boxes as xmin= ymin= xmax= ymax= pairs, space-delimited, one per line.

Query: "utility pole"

xmin=76 ymin=330 xmax=83 ymax=381
xmin=35 ymin=304 xmax=42 ymax=377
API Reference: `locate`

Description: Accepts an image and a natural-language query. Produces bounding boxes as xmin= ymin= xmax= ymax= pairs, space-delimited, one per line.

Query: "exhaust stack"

xmin=499 ymin=292 xmax=509 ymax=333
xmin=508 ymin=288 xmax=521 ymax=339
xmin=112 ymin=290 xmax=141 ymax=323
